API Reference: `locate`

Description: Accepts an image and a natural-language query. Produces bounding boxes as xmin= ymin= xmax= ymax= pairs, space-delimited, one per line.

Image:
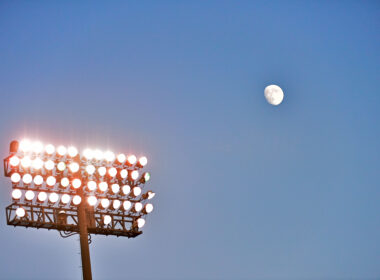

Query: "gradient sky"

xmin=0 ymin=1 xmax=379 ymax=280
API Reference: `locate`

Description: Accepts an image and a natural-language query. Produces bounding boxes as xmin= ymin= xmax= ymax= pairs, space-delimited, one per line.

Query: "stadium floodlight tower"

xmin=3 ymin=139 xmax=156 ymax=280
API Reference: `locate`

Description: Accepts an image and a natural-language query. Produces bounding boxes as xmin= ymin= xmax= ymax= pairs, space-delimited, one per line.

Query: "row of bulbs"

xmin=16 ymin=140 xmax=147 ymax=166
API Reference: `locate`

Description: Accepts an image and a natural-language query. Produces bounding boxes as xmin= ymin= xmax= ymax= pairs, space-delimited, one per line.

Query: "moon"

xmin=264 ymin=85 xmax=284 ymax=106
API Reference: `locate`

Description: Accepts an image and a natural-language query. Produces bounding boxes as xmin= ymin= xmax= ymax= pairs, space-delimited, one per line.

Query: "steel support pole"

xmin=77 ymin=188 xmax=92 ymax=280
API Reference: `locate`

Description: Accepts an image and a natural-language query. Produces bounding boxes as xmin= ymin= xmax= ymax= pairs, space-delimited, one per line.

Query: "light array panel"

xmin=4 ymin=139 xmax=156 ymax=237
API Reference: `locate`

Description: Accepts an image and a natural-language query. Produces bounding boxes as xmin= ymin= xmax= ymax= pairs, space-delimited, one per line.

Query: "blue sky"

xmin=0 ymin=1 xmax=379 ymax=279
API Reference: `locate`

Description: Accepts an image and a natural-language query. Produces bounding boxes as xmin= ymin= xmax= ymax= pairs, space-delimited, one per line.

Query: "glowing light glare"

xmin=87 ymin=196 xmax=97 ymax=206
xmin=32 ymin=141 xmax=43 ymax=154
xmin=38 ymin=192 xmax=47 ymax=202
xmin=127 ymin=155 xmax=137 ymax=165
xmin=147 ymin=191 xmax=155 ymax=200
xmin=25 ymin=190 xmax=35 ymax=201
xmin=83 ymin=149 xmax=94 ymax=160
xmin=98 ymin=167 xmax=106 ymax=176
xmin=101 ymin=198 xmax=110 ymax=208
xmin=49 ymin=192 xmax=59 ymax=203
xmin=104 ymin=151 xmax=115 ymax=162
xmin=72 ymin=179 xmax=82 ymax=189
xmin=117 ymin=153 xmax=126 ymax=163
xmin=123 ymin=201 xmax=132 ymax=210
xmin=131 ymin=170 xmax=139 ymax=181
xmin=61 ymin=194 xmax=70 ymax=204
xmin=44 ymin=160 xmax=55 ymax=170
xmin=72 ymin=195 xmax=82 ymax=205
xmin=46 ymin=176 xmax=56 ymax=187
xmin=104 ymin=215 xmax=112 ymax=225
xmin=9 ymin=156 xmax=20 ymax=167
xmin=145 ymin=203 xmax=154 ymax=213
xmin=133 ymin=187 xmax=142 ymax=197
xmin=111 ymin=184 xmax=120 ymax=194
xmin=57 ymin=162 xmax=66 ymax=171
xmin=11 ymin=173 xmax=21 ymax=183
xmin=20 ymin=139 xmax=32 ymax=152
xmin=87 ymin=181 xmax=97 ymax=191
xmin=45 ymin=144 xmax=55 ymax=155
xmin=138 ymin=156 xmax=148 ymax=167
xmin=94 ymin=149 xmax=104 ymax=161
xmin=122 ymin=185 xmax=131 ymax=195
xmin=98 ymin=182 xmax=108 ymax=192
xmin=120 ymin=169 xmax=128 ymax=179
xmin=67 ymin=146 xmax=78 ymax=157
xmin=32 ymin=158 xmax=43 ymax=169
xmin=16 ymin=207 xmax=26 ymax=217
xmin=21 ymin=156 xmax=32 ymax=168
xmin=57 ymin=145 xmax=67 ymax=156
xmin=134 ymin=202 xmax=143 ymax=212
xmin=61 ymin=177 xmax=69 ymax=187
xmin=137 ymin=218 xmax=145 ymax=228
xmin=22 ymin=174 xmax=33 ymax=184
xmin=86 ymin=165 xmax=95 ymax=175
xmin=69 ymin=162 xmax=79 ymax=173
xmin=108 ymin=167 xmax=117 ymax=177
xmin=144 ymin=172 xmax=151 ymax=182
xmin=12 ymin=189 xmax=22 ymax=200
xmin=113 ymin=200 xmax=121 ymax=210
xmin=33 ymin=175 xmax=43 ymax=185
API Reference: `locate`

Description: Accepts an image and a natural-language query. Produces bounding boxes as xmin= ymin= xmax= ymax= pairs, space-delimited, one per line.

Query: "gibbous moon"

xmin=264 ymin=85 xmax=284 ymax=106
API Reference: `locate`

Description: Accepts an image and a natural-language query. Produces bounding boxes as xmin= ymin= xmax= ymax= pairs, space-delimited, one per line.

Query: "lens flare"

xmin=32 ymin=158 xmax=43 ymax=170
xmin=20 ymin=139 xmax=32 ymax=153
xmin=83 ymin=149 xmax=94 ymax=160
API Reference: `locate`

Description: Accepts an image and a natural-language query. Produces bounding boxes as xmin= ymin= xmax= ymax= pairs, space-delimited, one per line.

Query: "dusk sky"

xmin=0 ymin=1 xmax=379 ymax=279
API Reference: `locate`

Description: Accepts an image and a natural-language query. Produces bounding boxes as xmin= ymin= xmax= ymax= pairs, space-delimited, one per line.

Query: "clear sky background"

xmin=0 ymin=1 xmax=379 ymax=280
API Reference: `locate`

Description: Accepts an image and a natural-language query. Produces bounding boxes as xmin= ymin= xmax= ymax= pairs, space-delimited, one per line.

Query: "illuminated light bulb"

xmin=83 ymin=148 xmax=94 ymax=160
xmin=61 ymin=177 xmax=69 ymax=188
xmin=94 ymin=149 xmax=103 ymax=161
xmin=87 ymin=181 xmax=97 ymax=191
xmin=104 ymin=215 xmax=112 ymax=225
xmin=57 ymin=145 xmax=67 ymax=156
xmin=143 ymin=172 xmax=151 ymax=182
xmin=33 ymin=175 xmax=43 ymax=185
xmin=45 ymin=144 xmax=55 ymax=155
xmin=19 ymin=139 xmax=32 ymax=152
xmin=147 ymin=191 xmax=155 ymax=200
xmin=38 ymin=192 xmax=47 ymax=202
xmin=117 ymin=153 xmax=126 ymax=163
xmin=61 ymin=194 xmax=70 ymax=204
xmin=132 ymin=187 xmax=142 ymax=197
xmin=104 ymin=151 xmax=115 ymax=162
xmin=69 ymin=162 xmax=80 ymax=173
xmin=32 ymin=141 xmax=43 ymax=154
xmin=21 ymin=156 xmax=32 ymax=168
xmin=11 ymin=173 xmax=21 ymax=183
xmin=72 ymin=179 xmax=81 ymax=189
xmin=49 ymin=192 xmax=59 ymax=203
xmin=46 ymin=176 xmax=56 ymax=187
xmin=12 ymin=189 xmax=22 ymax=200
xmin=137 ymin=218 xmax=145 ymax=228
xmin=131 ymin=170 xmax=139 ymax=181
xmin=138 ymin=156 xmax=148 ymax=167
xmin=108 ymin=167 xmax=117 ymax=177
xmin=123 ymin=201 xmax=132 ymax=211
xmin=111 ymin=183 xmax=120 ymax=194
xmin=101 ymin=198 xmax=110 ymax=208
xmin=145 ymin=203 xmax=154 ymax=213
xmin=67 ymin=146 xmax=78 ymax=157
xmin=98 ymin=182 xmax=108 ymax=192
xmin=127 ymin=155 xmax=137 ymax=165
xmin=57 ymin=162 xmax=66 ymax=171
xmin=25 ymin=190 xmax=35 ymax=201
xmin=44 ymin=160 xmax=55 ymax=171
xmin=22 ymin=174 xmax=33 ymax=184
xmin=72 ymin=195 xmax=81 ymax=205
xmin=112 ymin=200 xmax=121 ymax=210
xmin=86 ymin=165 xmax=95 ymax=175
xmin=98 ymin=167 xmax=106 ymax=176
xmin=9 ymin=156 xmax=20 ymax=167
xmin=32 ymin=158 xmax=43 ymax=170
xmin=122 ymin=185 xmax=131 ymax=195
xmin=134 ymin=202 xmax=143 ymax=212
xmin=87 ymin=196 xmax=97 ymax=206
xmin=16 ymin=207 xmax=26 ymax=217
xmin=120 ymin=169 xmax=128 ymax=179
